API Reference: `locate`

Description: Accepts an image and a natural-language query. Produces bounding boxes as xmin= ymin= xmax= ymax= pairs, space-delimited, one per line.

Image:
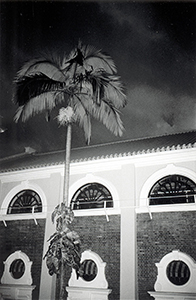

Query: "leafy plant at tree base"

xmin=43 ymin=204 xmax=81 ymax=278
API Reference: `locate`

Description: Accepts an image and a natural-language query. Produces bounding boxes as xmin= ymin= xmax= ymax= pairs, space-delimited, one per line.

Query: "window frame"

xmin=0 ymin=182 xmax=47 ymax=221
xmin=69 ymin=174 xmax=120 ymax=216
xmin=154 ymin=250 xmax=196 ymax=293
xmin=148 ymin=174 xmax=196 ymax=206
xmin=70 ymin=182 xmax=113 ymax=211
xmin=137 ymin=165 xmax=196 ymax=214
xmin=7 ymin=189 xmax=43 ymax=214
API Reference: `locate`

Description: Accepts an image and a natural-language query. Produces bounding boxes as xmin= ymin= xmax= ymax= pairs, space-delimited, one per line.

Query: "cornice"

xmin=0 ymin=142 xmax=196 ymax=174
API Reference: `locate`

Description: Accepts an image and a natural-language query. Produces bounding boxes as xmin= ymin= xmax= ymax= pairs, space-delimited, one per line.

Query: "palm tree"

xmin=13 ymin=42 xmax=126 ymax=299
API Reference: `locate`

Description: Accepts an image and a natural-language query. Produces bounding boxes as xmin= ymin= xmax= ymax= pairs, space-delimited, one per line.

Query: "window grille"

xmin=166 ymin=260 xmax=190 ymax=286
xmin=149 ymin=175 xmax=196 ymax=205
xmin=9 ymin=259 xmax=25 ymax=279
xmin=70 ymin=182 xmax=113 ymax=210
xmin=80 ymin=259 xmax=98 ymax=282
xmin=7 ymin=189 xmax=42 ymax=214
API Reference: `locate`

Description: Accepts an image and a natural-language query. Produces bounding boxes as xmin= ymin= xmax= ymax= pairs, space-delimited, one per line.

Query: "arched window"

xmin=149 ymin=174 xmax=196 ymax=205
xmin=70 ymin=182 xmax=113 ymax=210
xmin=7 ymin=189 xmax=42 ymax=214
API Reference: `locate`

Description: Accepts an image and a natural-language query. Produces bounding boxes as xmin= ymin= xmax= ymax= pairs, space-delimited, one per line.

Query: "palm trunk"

xmin=59 ymin=123 xmax=72 ymax=300
xmin=63 ymin=123 xmax=72 ymax=206
xmin=59 ymin=258 xmax=66 ymax=300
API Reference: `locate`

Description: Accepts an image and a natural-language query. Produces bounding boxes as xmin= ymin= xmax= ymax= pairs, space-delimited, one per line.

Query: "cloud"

xmin=122 ymin=85 xmax=196 ymax=139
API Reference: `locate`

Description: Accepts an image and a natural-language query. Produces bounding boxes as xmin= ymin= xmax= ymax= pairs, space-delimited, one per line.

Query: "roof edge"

xmin=1 ymin=141 xmax=196 ymax=174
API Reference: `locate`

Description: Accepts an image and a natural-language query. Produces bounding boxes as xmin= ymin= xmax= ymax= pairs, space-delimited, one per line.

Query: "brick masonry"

xmin=0 ymin=219 xmax=46 ymax=300
xmin=56 ymin=214 xmax=121 ymax=300
xmin=137 ymin=211 xmax=196 ymax=300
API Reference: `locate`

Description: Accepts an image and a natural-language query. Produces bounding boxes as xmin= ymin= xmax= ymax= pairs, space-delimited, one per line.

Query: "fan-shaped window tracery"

xmin=70 ymin=182 xmax=113 ymax=210
xmin=149 ymin=175 xmax=196 ymax=205
xmin=7 ymin=189 xmax=42 ymax=214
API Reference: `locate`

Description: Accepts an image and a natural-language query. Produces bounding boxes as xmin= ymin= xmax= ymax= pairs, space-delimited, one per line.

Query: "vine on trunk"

xmin=43 ymin=203 xmax=81 ymax=279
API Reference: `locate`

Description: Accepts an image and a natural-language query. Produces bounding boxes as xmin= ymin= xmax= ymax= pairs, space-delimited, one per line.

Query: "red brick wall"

xmin=0 ymin=219 xmax=46 ymax=300
xmin=56 ymin=214 xmax=121 ymax=300
xmin=137 ymin=211 xmax=196 ymax=300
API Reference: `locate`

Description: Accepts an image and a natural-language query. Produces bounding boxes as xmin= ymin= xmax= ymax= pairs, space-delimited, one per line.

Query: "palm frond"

xmin=90 ymin=100 xmax=125 ymax=137
xmin=72 ymin=92 xmax=124 ymax=137
xmin=82 ymin=72 xmax=103 ymax=105
xmin=62 ymin=44 xmax=117 ymax=76
xmin=16 ymin=58 xmax=44 ymax=77
xmin=13 ymin=74 xmax=65 ymax=106
xmin=14 ymin=91 xmax=62 ymax=122
xmin=16 ymin=58 xmax=66 ymax=82
xmin=62 ymin=48 xmax=78 ymax=68
xmin=81 ymin=44 xmax=117 ymax=74
xmin=79 ymin=70 xmax=126 ymax=108
xmin=61 ymin=48 xmax=83 ymax=81
xmin=13 ymin=42 xmax=126 ymax=138
xmin=14 ymin=106 xmax=24 ymax=123
xmin=71 ymin=94 xmax=92 ymax=144
xmin=102 ymin=74 xmax=127 ymax=109
xmin=82 ymin=114 xmax=91 ymax=145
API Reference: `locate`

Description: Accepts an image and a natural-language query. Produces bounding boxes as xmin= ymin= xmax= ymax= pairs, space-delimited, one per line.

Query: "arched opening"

xmin=149 ymin=174 xmax=196 ymax=205
xmin=7 ymin=189 xmax=42 ymax=214
xmin=70 ymin=182 xmax=113 ymax=210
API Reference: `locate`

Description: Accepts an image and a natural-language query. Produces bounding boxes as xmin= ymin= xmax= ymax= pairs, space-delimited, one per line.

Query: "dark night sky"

xmin=0 ymin=1 xmax=196 ymax=158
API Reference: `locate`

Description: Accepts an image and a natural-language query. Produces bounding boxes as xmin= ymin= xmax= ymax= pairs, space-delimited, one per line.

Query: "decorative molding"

xmin=0 ymin=182 xmax=47 ymax=215
xmin=68 ymin=250 xmax=109 ymax=289
xmin=148 ymin=291 xmax=196 ymax=300
xmin=0 ymin=142 xmax=195 ymax=174
xmin=72 ymin=207 xmax=120 ymax=217
xmin=136 ymin=203 xmax=196 ymax=214
xmin=1 ymin=251 xmax=33 ymax=285
xmin=154 ymin=250 xmax=196 ymax=293
xmin=70 ymin=143 xmax=196 ymax=164
xmin=0 ymin=284 xmax=35 ymax=300
xmin=66 ymin=286 xmax=112 ymax=300
xmin=69 ymin=174 xmax=120 ymax=210
xmin=0 ymin=212 xmax=46 ymax=225
xmin=138 ymin=165 xmax=196 ymax=213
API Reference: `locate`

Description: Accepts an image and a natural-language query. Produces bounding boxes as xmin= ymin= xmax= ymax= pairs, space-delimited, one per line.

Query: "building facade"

xmin=0 ymin=131 xmax=196 ymax=300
